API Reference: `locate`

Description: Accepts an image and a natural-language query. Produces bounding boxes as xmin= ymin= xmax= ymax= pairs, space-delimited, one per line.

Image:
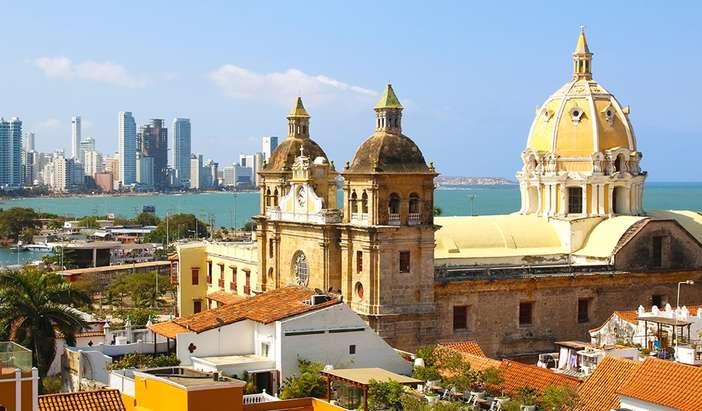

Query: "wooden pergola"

xmin=639 ymin=316 xmax=693 ymax=350
xmin=321 ymin=368 xmax=421 ymax=411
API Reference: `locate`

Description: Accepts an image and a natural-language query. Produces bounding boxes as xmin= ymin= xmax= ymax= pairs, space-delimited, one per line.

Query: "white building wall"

xmin=175 ymin=320 xmax=256 ymax=365
xmin=619 ymin=396 xmax=678 ymax=411
xmin=279 ymin=304 xmax=411 ymax=380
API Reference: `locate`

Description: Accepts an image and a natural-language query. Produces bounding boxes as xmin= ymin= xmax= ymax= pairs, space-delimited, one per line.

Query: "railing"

xmin=218 ymin=278 xmax=225 ymax=289
xmin=388 ymin=213 xmax=400 ymax=226
xmin=266 ymin=207 xmax=342 ymax=224
xmin=230 ymin=282 xmax=237 ymax=291
xmin=351 ymin=213 xmax=369 ymax=225
xmin=408 ymin=212 xmax=421 ymax=225
xmin=109 ymin=370 xmax=135 ymax=397
xmin=243 ymin=390 xmax=279 ymax=404
xmin=0 ymin=341 xmax=32 ymax=372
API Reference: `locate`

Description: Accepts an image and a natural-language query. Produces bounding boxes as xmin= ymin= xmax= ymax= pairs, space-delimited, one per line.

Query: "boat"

xmin=143 ymin=205 xmax=156 ymax=213
xmin=24 ymin=243 xmax=55 ymax=251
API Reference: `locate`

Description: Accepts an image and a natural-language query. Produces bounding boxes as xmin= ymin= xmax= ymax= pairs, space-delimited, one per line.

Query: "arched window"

xmin=614 ymin=154 xmax=625 ymax=173
xmin=265 ymin=188 xmax=271 ymax=207
xmin=273 ymin=188 xmax=279 ymax=206
xmin=389 ymin=193 xmax=400 ymax=214
xmin=361 ymin=191 xmax=368 ymax=214
xmin=268 ymin=267 xmax=274 ymax=279
xmin=350 ymin=191 xmax=358 ymax=213
xmin=293 ymin=251 xmax=308 ymax=286
xmin=409 ymin=193 xmax=420 ymax=214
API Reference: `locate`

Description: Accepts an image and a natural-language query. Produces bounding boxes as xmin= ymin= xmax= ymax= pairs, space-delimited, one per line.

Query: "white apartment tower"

xmin=118 ymin=111 xmax=137 ymax=185
xmin=71 ymin=116 xmax=81 ymax=161
xmin=172 ymin=118 xmax=191 ymax=187
xmin=262 ymin=136 xmax=279 ymax=162
xmin=23 ymin=132 xmax=35 ymax=152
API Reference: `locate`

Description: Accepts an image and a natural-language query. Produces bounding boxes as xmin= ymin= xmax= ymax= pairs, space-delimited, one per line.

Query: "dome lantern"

xmin=287 ymin=97 xmax=310 ymax=139
xmin=572 ymin=26 xmax=593 ymax=80
xmin=374 ymin=84 xmax=403 ymax=134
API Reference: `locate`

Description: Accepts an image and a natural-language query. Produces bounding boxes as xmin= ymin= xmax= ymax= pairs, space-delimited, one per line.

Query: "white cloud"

xmin=33 ymin=56 xmax=147 ymax=88
xmin=208 ymin=65 xmax=377 ymax=106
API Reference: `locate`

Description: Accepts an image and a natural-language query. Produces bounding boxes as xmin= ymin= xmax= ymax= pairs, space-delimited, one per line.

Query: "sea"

xmin=1 ymin=182 xmax=701 ymax=267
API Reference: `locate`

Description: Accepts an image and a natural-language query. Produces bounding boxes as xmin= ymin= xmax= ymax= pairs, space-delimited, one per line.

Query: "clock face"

xmin=297 ymin=186 xmax=306 ymax=207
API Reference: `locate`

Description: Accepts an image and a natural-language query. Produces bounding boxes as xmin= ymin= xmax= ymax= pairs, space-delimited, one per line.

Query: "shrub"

xmin=542 ymin=385 xmax=578 ymax=410
xmin=279 ymin=359 xmax=326 ymax=399
xmin=107 ymin=353 xmax=180 ymax=370
xmin=368 ymin=379 xmax=404 ymax=410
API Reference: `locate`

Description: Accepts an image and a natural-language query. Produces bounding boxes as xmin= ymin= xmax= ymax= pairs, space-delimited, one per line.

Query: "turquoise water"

xmin=1 ymin=182 xmax=700 ymax=266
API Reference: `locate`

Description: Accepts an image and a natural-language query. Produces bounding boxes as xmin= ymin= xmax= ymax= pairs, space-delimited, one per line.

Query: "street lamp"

xmin=674 ymin=280 xmax=695 ymax=355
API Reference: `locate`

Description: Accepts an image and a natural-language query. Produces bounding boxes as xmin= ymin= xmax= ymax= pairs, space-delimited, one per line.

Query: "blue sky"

xmin=1 ymin=1 xmax=700 ymax=181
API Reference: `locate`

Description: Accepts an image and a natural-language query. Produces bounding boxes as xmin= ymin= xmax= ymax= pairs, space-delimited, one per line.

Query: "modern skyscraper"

xmin=190 ymin=154 xmax=203 ymax=190
xmin=262 ymin=136 xmax=279 ymax=162
xmin=71 ymin=116 xmax=81 ymax=161
xmin=0 ymin=117 xmax=23 ymax=189
xmin=136 ymin=152 xmax=155 ymax=189
xmin=79 ymin=137 xmax=95 ymax=165
xmin=23 ymin=132 xmax=35 ymax=152
xmin=172 ymin=118 xmax=191 ymax=187
xmin=118 ymin=112 xmax=136 ymax=185
xmin=138 ymin=119 xmax=168 ymax=190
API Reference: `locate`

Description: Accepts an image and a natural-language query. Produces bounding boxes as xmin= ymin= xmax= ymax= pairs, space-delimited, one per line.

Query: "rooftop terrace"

xmin=0 ymin=341 xmax=32 ymax=374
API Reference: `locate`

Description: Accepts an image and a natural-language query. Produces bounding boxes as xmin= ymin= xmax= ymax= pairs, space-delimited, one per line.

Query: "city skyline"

xmin=1 ymin=2 xmax=701 ymax=180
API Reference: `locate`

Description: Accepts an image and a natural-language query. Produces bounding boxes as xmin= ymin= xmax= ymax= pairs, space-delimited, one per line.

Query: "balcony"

xmin=388 ymin=213 xmax=400 ymax=226
xmin=0 ymin=341 xmax=32 ymax=373
xmin=230 ymin=282 xmax=237 ymax=292
xmin=218 ymin=278 xmax=225 ymax=289
xmin=351 ymin=213 xmax=369 ymax=225
xmin=244 ymin=390 xmax=279 ymax=404
xmin=266 ymin=207 xmax=342 ymax=224
xmin=408 ymin=212 xmax=421 ymax=225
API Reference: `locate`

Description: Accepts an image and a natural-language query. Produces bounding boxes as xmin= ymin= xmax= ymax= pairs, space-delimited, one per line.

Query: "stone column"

xmin=598 ymin=184 xmax=605 ymax=215
xmin=607 ymin=185 xmax=615 ymax=215
xmin=559 ymin=183 xmax=568 ymax=217
xmin=581 ymin=184 xmax=588 ymax=215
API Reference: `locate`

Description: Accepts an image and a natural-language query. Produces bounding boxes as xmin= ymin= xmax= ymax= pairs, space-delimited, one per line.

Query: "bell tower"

xmin=340 ymin=85 xmax=438 ymax=350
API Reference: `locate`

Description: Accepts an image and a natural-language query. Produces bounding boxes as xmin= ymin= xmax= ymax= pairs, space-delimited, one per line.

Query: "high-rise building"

xmin=136 ymin=153 xmax=155 ymax=188
xmin=0 ymin=117 xmax=23 ymax=189
xmin=172 ymin=118 xmax=191 ymax=187
xmin=71 ymin=116 xmax=81 ymax=161
xmin=118 ymin=112 xmax=136 ymax=185
xmin=190 ymin=154 xmax=203 ymax=190
xmin=138 ymin=119 xmax=168 ymax=190
xmin=23 ymin=132 xmax=35 ymax=152
xmin=203 ymin=159 xmax=218 ymax=189
xmin=79 ymin=137 xmax=95 ymax=165
xmin=262 ymin=136 xmax=279 ymax=162
xmin=83 ymin=150 xmax=103 ymax=177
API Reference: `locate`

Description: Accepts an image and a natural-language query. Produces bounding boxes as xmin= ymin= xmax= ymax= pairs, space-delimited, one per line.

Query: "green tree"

xmin=368 ymin=379 xmax=404 ymax=411
xmin=0 ymin=207 xmax=40 ymax=241
xmin=117 ymin=308 xmax=157 ymax=327
xmin=542 ymin=385 xmax=578 ymax=411
xmin=145 ymin=213 xmax=208 ymax=244
xmin=433 ymin=207 xmax=443 ymax=216
xmin=135 ymin=212 xmax=160 ymax=227
xmin=107 ymin=271 xmax=172 ymax=309
xmin=0 ymin=269 xmax=90 ymax=380
xmin=107 ymin=353 xmax=179 ymax=370
xmin=279 ymin=359 xmax=327 ymax=399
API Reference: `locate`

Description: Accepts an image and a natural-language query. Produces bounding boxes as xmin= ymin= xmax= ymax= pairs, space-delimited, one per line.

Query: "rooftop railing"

xmin=0 ymin=341 xmax=32 ymax=372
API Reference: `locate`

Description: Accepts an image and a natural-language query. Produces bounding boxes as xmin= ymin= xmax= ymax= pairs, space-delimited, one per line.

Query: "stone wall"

xmin=431 ymin=270 xmax=702 ymax=358
xmin=614 ymin=220 xmax=702 ymax=271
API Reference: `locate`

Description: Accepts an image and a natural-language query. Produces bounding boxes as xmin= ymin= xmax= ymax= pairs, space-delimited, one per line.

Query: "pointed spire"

xmin=572 ymin=27 xmax=593 ymax=80
xmin=288 ymin=97 xmax=310 ymax=118
xmin=374 ymin=84 xmax=403 ymax=110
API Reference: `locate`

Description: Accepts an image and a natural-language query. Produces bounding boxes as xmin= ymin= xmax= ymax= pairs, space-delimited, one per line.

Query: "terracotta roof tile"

xmin=39 ymin=389 xmax=126 ymax=411
xmin=499 ymin=360 xmax=581 ymax=396
xmin=574 ymin=356 xmax=640 ymax=411
xmin=207 ymin=290 xmax=246 ymax=305
xmin=443 ymin=351 xmax=501 ymax=372
xmin=151 ymin=286 xmax=340 ymax=337
xmin=617 ymin=357 xmax=702 ymax=411
xmin=439 ymin=341 xmax=485 ymax=357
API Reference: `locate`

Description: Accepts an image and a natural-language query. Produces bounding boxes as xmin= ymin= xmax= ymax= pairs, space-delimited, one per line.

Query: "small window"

xmin=355 ymin=282 xmax=364 ymax=299
xmin=193 ymin=300 xmax=202 ymax=314
xmin=245 ymin=270 xmax=251 ymax=295
xmin=568 ymin=187 xmax=583 ymax=214
xmin=652 ymin=236 xmax=664 ymax=268
xmin=268 ymin=238 xmax=274 ymax=258
xmin=399 ymin=251 xmax=410 ymax=273
xmin=453 ymin=305 xmax=468 ymax=331
xmin=652 ymin=294 xmax=666 ymax=308
xmin=578 ymin=299 xmax=590 ymax=323
xmin=191 ymin=268 xmax=199 ymax=285
xmin=361 ymin=191 xmax=368 ymax=213
xmin=261 ymin=343 xmax=270 ymax=358
xmin=389 ymin=193 xmax=400 ymax=214
xmin=207 ymin=261 xmax=213 ymax=284
xmin=356 ymin=250 xmax=363 ymax=273
xmin=349 ymin=345 xmax=356 ymax=355
xmin=351 ymin=191 xmax=358 ymax=213
xmin=519 ymin=302 xmax=533 ymax=326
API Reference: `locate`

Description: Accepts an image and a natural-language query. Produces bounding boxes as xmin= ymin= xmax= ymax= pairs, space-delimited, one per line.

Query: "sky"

xmin=1 ymin=1 xmax=701 ymax=181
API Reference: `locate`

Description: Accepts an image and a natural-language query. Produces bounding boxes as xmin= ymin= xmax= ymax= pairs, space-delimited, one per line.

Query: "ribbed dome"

xmin=348 ymin=131 xmax=429 ymax=173
xmin=263 ymin=136 xmax=327 ymax=172
xmin=526 ymin=30 xmax=636 ymax=159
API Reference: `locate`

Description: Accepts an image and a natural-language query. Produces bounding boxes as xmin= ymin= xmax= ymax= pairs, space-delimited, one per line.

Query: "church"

xmin=174 ymin=30 xmax=702 ymax=358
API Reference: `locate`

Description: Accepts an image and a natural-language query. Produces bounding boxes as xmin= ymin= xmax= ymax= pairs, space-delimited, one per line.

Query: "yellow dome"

xmin=526 ymin=31 xmax=636 ymax=158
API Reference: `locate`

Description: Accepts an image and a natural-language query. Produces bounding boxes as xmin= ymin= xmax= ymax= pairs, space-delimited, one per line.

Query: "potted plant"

xmin=425 ymin=390 xmax=439 ymax=405
xmin=517 ymin=386 xmax=538 ymax=411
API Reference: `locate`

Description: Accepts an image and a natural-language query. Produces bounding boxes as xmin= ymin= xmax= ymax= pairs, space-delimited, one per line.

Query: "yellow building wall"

xmin=604 ymin=184 xmax=610 ymax=214
xmin=177 ymin=244 xmax=208 ymax=317
xmin=586 ymin=185 xmax=593 ymax=215
xmin=558 ymin=161 xmax=592 ymax=172
xmin=555 ymin=184 xmax=561 ymax=214
xmin=132 ymin=375 xmax=189 ymax=411
xmin=204 ymin=242 xmax=258 ymax=301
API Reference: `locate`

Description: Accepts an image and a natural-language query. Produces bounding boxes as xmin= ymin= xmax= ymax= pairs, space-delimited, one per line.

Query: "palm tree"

xmin=0 ymin=269 xmax=90 ymax=379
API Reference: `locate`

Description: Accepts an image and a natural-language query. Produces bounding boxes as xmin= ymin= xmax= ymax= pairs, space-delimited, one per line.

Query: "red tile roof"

xmin=617 ymin=357 xmax=702 ymax=411
xmin=574 ymin=356 xmax=640 ymax=411
xmin=207 ymin=290 xmax=246 ymax=305
xmin=498 ymin=360 xmax=581 ymax=396
xmin=151 ymin=286 xmax=340 ymax=338
xmin=39 ymin=389 xmax=126 ymax=411
xmin=439 ymin=340 xmax=485 ymax=357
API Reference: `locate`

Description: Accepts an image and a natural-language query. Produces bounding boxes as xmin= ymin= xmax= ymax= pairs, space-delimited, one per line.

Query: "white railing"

xmin=266 ymin=207 xmax=342 ymax=224
xmin=243 ymin=390 xmax=279 ymax=404
xmin=109 ymin=370 xmax=135 ymax=397
xmin=388 ymin=213 xmax=400 ymax=226
xmin=408 ymin=212 xmax=421 ymax=225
